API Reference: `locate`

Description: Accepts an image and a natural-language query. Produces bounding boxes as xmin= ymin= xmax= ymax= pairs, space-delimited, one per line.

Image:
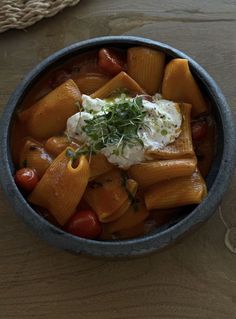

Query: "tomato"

xmin=98 ymin=48 xmax=125 ymax=76
xmin=14 ymin=168 xmax=39 ymax=192
xmin=191 ymin=121 xmax=208 ymax=141
xmin=66 ymin=210 xmax=102 ymax=239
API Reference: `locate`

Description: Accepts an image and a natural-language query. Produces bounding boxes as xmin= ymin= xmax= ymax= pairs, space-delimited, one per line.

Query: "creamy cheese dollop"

xmin=66 ymin=94 xmax=182 ymax=168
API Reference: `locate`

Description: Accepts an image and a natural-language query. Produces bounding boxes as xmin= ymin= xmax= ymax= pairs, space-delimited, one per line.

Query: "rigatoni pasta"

xmin=104 ymin=199 xmax=149 ymax=234
xmin=127 ymin=47 xmax=165 ymax=95
xmin=129 ymin=157 xmax=197 ymax=188
xmin=44 ymin=136 xmax=71 ymax=157
xmin=144 ymin=170 xmax=207 ymax=211
xmin=28 ymin=149 xmax=89 ymax=226
xmin=74 ymin=73 xmax=110 ymax=95
xmin=20 ymin=139 xmax=52 ymax=178
xmin=89 ymin=154 xmax=113 ymax=180
xmin=18 ymin=79 xmax=81 ymax=139
xmin=83 ymin=169 xmax=130 ymax=222
xmin=146 ymin=103 xmax=194 ymax=159
xmin=162 ymin=59 xmax=208 ymax=117
xmin=91 ymin=71 xmax=146 ymax=98
xmin=100 ymin=179 xmax=138 ymax=223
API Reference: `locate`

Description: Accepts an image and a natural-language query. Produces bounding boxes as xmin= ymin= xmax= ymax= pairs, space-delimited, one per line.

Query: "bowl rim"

xmin=0 ymin=35 xmax=236 ymax=257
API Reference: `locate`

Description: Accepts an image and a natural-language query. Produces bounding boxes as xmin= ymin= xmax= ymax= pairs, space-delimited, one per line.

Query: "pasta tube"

xmin=101 ymin=179 xmax=138 ymax=223
xmin=162 ymin=59 xmax=208 ymax=117
xmin=44 ymin=136 xmax=70 ymax=157
xmin=84 ymin=169 xmax=130 ymax=222
xmin=89 ymin=154 xmax=113 ymax=180
xmin=28 ymin=149 xmax=89 ymax=225
xmin=144 ymin=170 xmax=207 ymax=210
xmin=19 ymin=79 xmax=81 ymax=139
xmin=127 ymin=47 xmax=165 ymax=94
xmin=73 ymin=72 xmax=110 ymax=95
xmin=91 ymin=71 xmax=146 ymax=98
xmin=20 ymin=139 xmax=52 ymax=178
xmin=129 ymin=158 xmax=197 ymax=188
xmin=105 ymin=199 xmax=149 ymax=234
xmin=146 ymin=103 xmax=194 ymax=159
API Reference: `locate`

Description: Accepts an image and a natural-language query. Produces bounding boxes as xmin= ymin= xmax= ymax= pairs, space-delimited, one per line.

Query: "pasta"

xmin=44 ymin=136 xmax=70 ymax=157
xmin=146 ymin=103 xmax=194 ymax=159
xmin=127 ymin=47 xmax=165 ymax=95
xmin=18 ymin=79 xmax=81 ymax=139
xmin=162 ymin=59 xmax=208 ymax=117
xmin=89 ymin=154 xmax=113 ymax=180
xmin=91 ymin=71 xmax=146 ymax=98
xmin=12 ymin=45 xmax=214 ymax=240
xmin=129 ymin=158 xmax=197 ymax=188
xmin=83 ymin=169 xmax=130 ymax=222
xmin=101 ymin=179 xmax=138 ymax=223
xmin=73 ymin=72 xmax=110 ymax=95
xmin=144 ymin=170 xmax=207 ymax=211
xmin=20 ymin=139 xmax=52 ymax=178
xmin=28 ymin=149 xmax=89 ymax=225
xmin=105 ymin=199 xmax=149 ymax=234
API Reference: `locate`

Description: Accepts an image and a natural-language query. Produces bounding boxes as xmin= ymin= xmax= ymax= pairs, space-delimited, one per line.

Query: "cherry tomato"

xmin=66 ymin=210 xmax=102 ymax=239
xmin=98 ymin=48 xmax=125 ymax=76
xmin=191 ymin=121 xmax=208 ymax=141
xmin=14 ymin=168 xmax=39 ymax=192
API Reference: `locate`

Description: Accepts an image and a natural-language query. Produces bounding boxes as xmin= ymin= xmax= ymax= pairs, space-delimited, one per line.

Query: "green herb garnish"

xmin=66 ymin=146 xmax=95 ymax=162
xmin=82 ymin=96 xmax=147 ymax=153
xmin=65 ymin=95 xmax=149 ymax=162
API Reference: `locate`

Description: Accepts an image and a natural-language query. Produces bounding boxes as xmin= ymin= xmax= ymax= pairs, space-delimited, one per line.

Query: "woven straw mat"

xmin=0 ymin=0 xmax=80 ymax=33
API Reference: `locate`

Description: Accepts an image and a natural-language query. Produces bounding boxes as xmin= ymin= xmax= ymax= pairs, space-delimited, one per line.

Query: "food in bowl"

xmin=11 ymin=45 xmax=215 ymax=240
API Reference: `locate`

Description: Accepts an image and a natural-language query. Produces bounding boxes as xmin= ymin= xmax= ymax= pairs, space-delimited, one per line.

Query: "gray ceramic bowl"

xmin=0 ymin=36 xmax=235 ymax=257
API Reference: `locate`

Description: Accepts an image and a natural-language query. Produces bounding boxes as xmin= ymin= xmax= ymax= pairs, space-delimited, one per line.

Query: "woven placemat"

xmin=0 ymin=0 xmax=81 ymax=33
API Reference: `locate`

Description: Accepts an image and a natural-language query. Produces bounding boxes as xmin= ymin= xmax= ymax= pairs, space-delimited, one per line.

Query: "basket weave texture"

xmin=0 ymin=0 xmax=80 ymax=33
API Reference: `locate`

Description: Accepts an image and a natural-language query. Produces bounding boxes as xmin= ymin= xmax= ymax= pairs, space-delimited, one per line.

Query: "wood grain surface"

xmin=0 ymin=1 xmax=236 ymax=318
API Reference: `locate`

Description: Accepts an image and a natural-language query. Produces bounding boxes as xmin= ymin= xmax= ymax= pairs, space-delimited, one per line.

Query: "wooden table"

xmin=0 ymin=1 xmax=236 ymax=318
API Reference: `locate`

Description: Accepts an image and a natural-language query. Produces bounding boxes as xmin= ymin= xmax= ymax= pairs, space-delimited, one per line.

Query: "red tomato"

xmin=66 ymin=210 xmax=102 ymax=239
xmin=191 ymin=121 xmax=208 ymax=141
xmin=98 ymin=48 xmax=125 ymax=76
xmin=14 ymin=168 xmax=39 ymax=192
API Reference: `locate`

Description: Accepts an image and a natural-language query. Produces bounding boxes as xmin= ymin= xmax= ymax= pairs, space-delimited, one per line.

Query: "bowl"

xmin=0 ymin=36 xmax=235 ymax=257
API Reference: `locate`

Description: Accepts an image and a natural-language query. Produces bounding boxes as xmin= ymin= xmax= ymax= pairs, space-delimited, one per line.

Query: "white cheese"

xmin=66 ymin=95 xmax=182 ymax=168
xmin=82 ymin=95 xmax=106 ymax=113
xmin=66 ymin=111 xmax=93 ymax=144
xmin=101 ymin=144 xmax=145 ymax=169
xmin=139 ymin=99 xmax=182 ymax=150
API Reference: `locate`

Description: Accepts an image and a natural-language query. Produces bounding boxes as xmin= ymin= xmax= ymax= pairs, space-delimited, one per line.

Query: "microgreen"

xmin=66 ymin=146 xmax=95 ymax=162
xmin=65 ymin=95 xmax=149 ymax=162
xmin=82 ymin=96 xmax=147 ymax=154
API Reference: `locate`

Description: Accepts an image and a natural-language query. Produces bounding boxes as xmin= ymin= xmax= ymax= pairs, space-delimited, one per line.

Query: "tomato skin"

xmin=98 ymin=48 xmax=125 ymax=76
xmin=66 ymin=210 xmax=102 ymax=239
xmin=14 ymin=168 xmax=39 ymax=192
xmin=191 ymin=121 xmax=208 ymax=141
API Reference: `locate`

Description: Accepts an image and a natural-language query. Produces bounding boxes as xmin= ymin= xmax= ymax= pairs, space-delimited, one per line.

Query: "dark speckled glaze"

xmin=0 ymin=36 xmax=235 ymax=257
